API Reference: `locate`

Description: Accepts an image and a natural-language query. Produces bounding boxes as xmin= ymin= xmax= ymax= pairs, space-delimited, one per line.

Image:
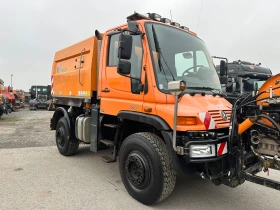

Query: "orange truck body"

xmin=51 ymin=37 xmax=99 ymax=98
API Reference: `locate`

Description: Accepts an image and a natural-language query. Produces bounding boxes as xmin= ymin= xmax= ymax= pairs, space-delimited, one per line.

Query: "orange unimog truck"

xmin=50 ymin=12 xmax=234 ymax=205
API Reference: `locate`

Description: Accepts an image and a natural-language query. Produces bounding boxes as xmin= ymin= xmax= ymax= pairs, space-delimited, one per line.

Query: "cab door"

xmin=100 ymin=25 xmax=146 ymax=115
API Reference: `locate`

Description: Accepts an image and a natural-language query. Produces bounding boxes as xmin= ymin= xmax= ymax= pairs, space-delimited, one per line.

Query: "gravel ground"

xmin=0 ymin=107 xmax=55 ymax=148
xmin=0 ymin=107 xmax=280 ymax=210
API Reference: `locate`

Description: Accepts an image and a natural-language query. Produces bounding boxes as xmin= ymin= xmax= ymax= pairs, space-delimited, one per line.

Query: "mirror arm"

xmin=118 ymin=73 xmax=142 ymax=83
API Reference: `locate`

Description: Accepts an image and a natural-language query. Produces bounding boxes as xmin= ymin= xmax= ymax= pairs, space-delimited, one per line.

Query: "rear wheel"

xmin=119 ymin=132 xmax=176 ymax=205
xmin=56 ymin=117 xmax=79 ymax=156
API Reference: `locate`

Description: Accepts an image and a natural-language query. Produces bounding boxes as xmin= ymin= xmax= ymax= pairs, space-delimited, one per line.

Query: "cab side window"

xmin=107 ymin=33 xmax=143 ymax=94
xmin=108 ymin=34 xmax=120 ymax=66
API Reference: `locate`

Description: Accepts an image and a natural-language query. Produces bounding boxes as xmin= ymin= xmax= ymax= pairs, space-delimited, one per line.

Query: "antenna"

xmin=258 ymin=52 xmax=268 ymax=67
xmin=170 ymin=10 xmax=173 ymax=22
xmin=196 ymin=0 xmax=204 ymax=34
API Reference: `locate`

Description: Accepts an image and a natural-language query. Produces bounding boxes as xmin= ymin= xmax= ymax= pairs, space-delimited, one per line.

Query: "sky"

xmin=0 ymin=0 xmax=279 ymax=91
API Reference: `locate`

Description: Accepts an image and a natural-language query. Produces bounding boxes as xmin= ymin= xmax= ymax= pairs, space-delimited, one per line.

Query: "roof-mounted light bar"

xmin=127 ymin=12 xmax=162 ymax=22
xmin=149 ymin=13 xmax=161 ymax=21
xmin=127 ymin=12 xmax=195 ymax=34
xmin=171 ymin=22 xmax=180 ymax=27
xmin=161 ymin=18 xmax=171 ymax=24
xmin=180 ymin=26 xmax=189 ymax=31
xmin=127 ymin=12 xmax=150 ymax=21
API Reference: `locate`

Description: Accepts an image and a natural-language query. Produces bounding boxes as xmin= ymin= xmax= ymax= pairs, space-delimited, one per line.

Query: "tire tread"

xmin=56 ymin=117 xmax=79 ymax=156
xmin=134 ymin=132 xmax=176 ymax=203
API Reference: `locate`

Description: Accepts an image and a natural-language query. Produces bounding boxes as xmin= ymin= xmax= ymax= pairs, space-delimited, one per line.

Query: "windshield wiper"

xmin=151 ymin=25 xmax=175 ymax=81
xmin=186 ymin=86 xmax=227 ymax=97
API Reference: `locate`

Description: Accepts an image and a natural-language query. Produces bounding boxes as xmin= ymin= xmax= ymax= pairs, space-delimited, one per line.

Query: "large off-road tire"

xmin=55 ymin=117 xmax=79 ymax=156
xmin=119 ymin=132 xmax=176 ymax=205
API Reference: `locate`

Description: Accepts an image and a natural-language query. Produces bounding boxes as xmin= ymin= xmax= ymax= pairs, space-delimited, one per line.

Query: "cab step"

xmin=100 ymin=139 xmax=114 ymax=147
xmin=103 ymin=124 xmax=119 ymax=128
xmin=100 ymin=156 xmax=116 ymax=163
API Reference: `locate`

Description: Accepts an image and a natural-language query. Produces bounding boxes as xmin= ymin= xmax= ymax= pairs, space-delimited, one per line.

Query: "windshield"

xmin=145 ymin=23 xmax=221 ymax=93
xmin=243 ymin=78 xmax=266 ymax=92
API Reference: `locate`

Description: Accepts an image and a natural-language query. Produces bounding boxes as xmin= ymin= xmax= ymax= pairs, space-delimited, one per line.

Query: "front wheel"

xmin=55 ymin=117 xmax=79 ymax=156
xmin=119 ymin=132 xmax=176 ymax=205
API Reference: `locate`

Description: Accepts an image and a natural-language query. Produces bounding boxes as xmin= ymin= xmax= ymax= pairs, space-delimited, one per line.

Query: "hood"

xmin=156 ymin=94 xmax=232 ymax=131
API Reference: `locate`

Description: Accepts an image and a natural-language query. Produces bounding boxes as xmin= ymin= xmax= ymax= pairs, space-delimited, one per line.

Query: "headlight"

xmin=190 ymin=144 xmax=216 ymax=158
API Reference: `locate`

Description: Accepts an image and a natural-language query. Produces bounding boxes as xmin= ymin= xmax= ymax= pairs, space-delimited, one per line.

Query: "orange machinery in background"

xmin=13 ymin=89 xmax=25 ymax=108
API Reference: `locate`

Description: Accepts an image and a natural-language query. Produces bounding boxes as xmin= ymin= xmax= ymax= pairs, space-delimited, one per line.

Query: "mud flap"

xmin=90 ymin=104 xmax=99 ymax=152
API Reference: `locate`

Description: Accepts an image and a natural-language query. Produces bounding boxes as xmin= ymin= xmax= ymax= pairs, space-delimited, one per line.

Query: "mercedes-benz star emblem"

xmin=221 ymin=110 xmax=228 ymax=121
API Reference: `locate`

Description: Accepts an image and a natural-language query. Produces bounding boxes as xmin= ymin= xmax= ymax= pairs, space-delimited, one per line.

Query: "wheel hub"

xmin=56 ymin=127 xmax=65 ymax=148
xmin=125 ymin=152 xmax=150 ymax=188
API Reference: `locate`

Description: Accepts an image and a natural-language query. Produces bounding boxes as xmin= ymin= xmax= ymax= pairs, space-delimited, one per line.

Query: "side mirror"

xmin=220 ymin=76 xmax=228 ymax=84
xmin=220 ymin=60 xmax=227 ymax=76
xmin=117 ymin=60 xmax=131 ymax=75
xmin=168 ymin=80 xmax=186 ymax=95
xmin=253 ymin=81 xmax=259 ymax=95
xmin=118 ymin=34 xmax=133 ymax=60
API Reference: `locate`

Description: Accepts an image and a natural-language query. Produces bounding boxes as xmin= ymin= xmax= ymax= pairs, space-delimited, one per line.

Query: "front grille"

xmin=208 ymin=110 xmax=231 ymax=125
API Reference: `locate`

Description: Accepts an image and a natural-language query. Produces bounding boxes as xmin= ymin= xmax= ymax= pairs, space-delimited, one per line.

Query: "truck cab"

xmin=215 ymin=60 xmax=272 ymax=104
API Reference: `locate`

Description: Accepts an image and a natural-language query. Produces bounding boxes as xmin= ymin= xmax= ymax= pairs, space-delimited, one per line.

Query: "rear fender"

xmin=51 ymin=107 xmax=70 ymax=130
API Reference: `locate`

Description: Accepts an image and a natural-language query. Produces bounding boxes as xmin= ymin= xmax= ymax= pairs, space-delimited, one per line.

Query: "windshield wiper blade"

xmin=151 ymin=25 xmax=175 ymax=81
xmin=187 ymin=86 xmax=227 ymax=97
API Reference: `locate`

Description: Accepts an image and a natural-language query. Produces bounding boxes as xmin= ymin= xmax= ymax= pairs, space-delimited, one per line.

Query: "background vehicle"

xmin=13 ymin=89 xmax=25 ymax=108
xmin=0 ymin=79 xmax=12 ymax=116
xmin=0 ymin=78 xmax=6 ymax=117
xmin=214 ymin=57 xmax=272 ymax=104
xmin=29 ymin=99 xmax=37 ymax=110
xmin=30 ymin=85 xmax=51 ymax=100
xmin=37 ymin=94 xmax=48 ymax=109
xmin=1 ymin=86 xmax=16 ymax=111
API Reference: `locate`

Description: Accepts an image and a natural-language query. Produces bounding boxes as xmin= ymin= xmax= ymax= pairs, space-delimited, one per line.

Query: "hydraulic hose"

xmin=238 ymin=96 xmax=280 ymax=110
xmin=238 ymin=116 xmax=258 ymax=135
xmin=258 ymin=114 xmax=280 ymax=132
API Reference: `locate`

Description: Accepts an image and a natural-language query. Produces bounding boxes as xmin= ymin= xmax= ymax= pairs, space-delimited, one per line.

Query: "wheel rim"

xmin=56 ymin=127 xmax=66 ymax=149
xmin=125 ymin=151 xmax=151 ymax=189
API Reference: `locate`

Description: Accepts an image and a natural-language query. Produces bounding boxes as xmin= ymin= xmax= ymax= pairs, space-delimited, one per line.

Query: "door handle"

xmin=101 ymin=89 xmax=110 ymax=93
